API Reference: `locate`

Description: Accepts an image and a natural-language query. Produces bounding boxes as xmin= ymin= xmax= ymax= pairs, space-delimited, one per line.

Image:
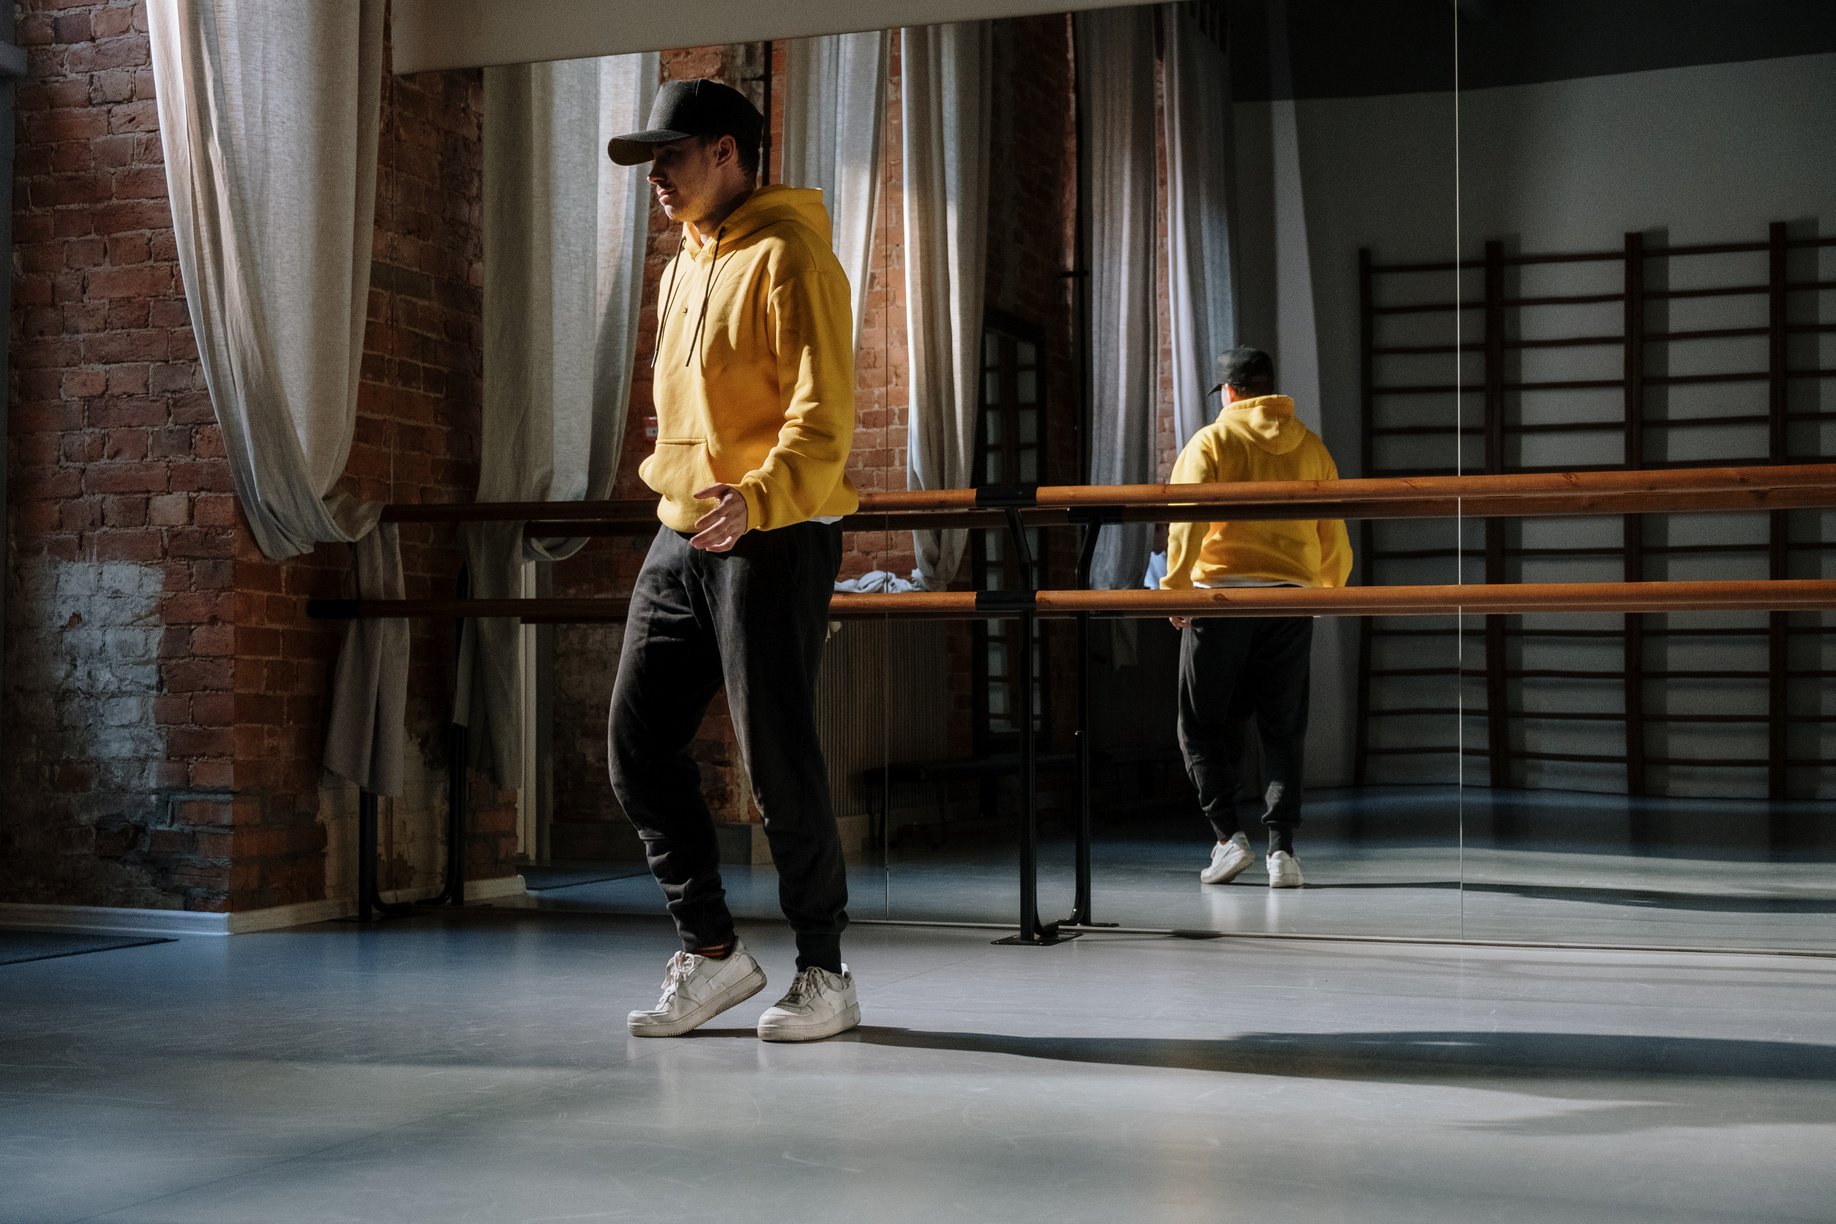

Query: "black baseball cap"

xmin=607 ymin=79 xmax=764 ymax=165
xmin=1210 ymin=347 xmax=1275 ymax=397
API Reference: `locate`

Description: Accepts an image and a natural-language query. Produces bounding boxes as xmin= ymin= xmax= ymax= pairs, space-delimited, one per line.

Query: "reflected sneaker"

xmin=1267 ymin=850 xmax=1304 ymax=889
xmin=627 ymin=941 xmax=767 ymax=1037
xmin=757 ymin=965 xmax=860 ymax=1042
xmin=1200 ymin=832 xmax=1254 ymax=884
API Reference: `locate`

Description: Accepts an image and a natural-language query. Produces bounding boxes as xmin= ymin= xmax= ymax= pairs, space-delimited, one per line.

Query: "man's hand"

xmin=1169 ymin=616 xmax=1192 ymax=630
xmin=689 ymin=483 xmax=749 ymax=552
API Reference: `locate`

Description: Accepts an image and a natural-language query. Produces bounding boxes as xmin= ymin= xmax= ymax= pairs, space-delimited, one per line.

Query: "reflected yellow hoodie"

xmin=642 ymin=184 xmax=859 ymax=532
xmin=1160 ymin=394 xmax=1353 ymax=590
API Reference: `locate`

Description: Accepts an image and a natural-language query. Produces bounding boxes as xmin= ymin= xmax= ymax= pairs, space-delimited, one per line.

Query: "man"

xmin=606 ymin=80 xmax=860 ymax=1041
xmin=1161 ymin=348 xmax=1352 ymax=889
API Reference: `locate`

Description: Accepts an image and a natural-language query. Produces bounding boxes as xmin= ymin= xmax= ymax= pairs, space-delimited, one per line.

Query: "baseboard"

xmin=0 ymin=903 xmax=235 ymax=938
xmin=0 ymin=875 xmax=530 ymax=938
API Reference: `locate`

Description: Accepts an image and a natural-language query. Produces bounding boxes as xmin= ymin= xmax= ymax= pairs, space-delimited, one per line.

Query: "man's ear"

xmin=713 ymin=134 xmax=738 ymax=169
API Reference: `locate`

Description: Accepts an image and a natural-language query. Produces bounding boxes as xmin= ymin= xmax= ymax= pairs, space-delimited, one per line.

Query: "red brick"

xmin=103 ymin=431 xmax=148 ymax=462
xmin=60 ymin=368 xmax=107 ymax=397
xmin=148 ymin=492 xmax=190 ymax=526
xmin=168 ymin=460 xmax=235 ymax=493
xmin=92 ymin=528 xmax=163 ymax=562
xmin=165 ymin=657 xmax=233 ymax=693
xmin=190 ymin=623 xmax=235 ymax=656
xmin=88 ymin=264 xmax=174 ymax=298
xmin=193 ymin=494 xmax=240 ymax=527
xmin=176 ymin=799 xmax=232 ymax=827
xmin=111 ymin=164 xmax=167 ymax=200
xmin=170 ymin=726 xmax=234 ymax=758
xmin=91 ymin=67 xmax=134 ymax=106
xmin=101 ymin=494 xmax=148 ymax=526
xmin=84 ymin=329 xmax=171 ymax=363
xmin=84 ymin=463 xmax=168 ymax=494
xmin=148 ymin=829 xmax=196 ymax=857
xmin=190 ymin=760 xmax=235 ymax=789
xmin=95 ymin=7 xmax=136 ymax=37
xmin=190 ymin=692 xmax=235 ymax=726
xmin=108 ymin=100 xmax=159 ymax=134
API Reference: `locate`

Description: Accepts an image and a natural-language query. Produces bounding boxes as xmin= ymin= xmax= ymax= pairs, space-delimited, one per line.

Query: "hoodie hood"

xmin=682 ymin=183 xmax=831 ymax=255
xmin=1220 ymin=394 xmax=1305 ymax=455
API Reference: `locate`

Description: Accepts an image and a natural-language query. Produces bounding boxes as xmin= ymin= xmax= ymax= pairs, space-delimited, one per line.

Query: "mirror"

xmin=1449 ymin=0 xmax=1836 ymax=950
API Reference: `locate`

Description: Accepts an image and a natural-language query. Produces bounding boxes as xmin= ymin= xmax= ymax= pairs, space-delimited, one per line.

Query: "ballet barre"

xmin=314 ymin=462 xmax=1836 ymax=939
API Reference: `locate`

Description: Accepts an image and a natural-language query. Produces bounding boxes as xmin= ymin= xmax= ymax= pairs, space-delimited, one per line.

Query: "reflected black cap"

xmin=607 ymin=79 xmax=764 ymax=165
xmin=1211 ymin=347 xmax=1275 ymax=397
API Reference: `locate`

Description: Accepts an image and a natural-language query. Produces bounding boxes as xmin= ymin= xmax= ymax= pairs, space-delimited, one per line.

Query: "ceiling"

xmin=1226 ymin=0 xmax=1836 ymax=100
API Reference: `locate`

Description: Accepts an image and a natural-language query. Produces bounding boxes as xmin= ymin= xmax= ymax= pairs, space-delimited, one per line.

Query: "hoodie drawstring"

xmin=685 ymin=225 xmax=725 ymax=367
xmin=649 ymin=227 xmax=687 ymax=369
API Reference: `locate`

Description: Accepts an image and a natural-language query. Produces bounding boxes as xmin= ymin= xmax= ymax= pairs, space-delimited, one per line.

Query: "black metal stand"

xmin=1063 ymin=516 xmax=1116 ymax=929
xmin=988 ymin=500 xmax=1075 ymax=946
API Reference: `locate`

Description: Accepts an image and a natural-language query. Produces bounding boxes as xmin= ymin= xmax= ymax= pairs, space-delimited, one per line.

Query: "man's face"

xmin=647 ymin=136 xmax=727 ymax=229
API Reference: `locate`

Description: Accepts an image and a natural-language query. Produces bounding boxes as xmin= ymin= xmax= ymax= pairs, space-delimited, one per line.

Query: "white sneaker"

xmin=757 ymin=965 xmax=860 ymax=1042
xmin=1267 ymin=850 xmax=1304 ymax=889
xmin=1200 ymin=832 xmax=1254 ymax=884
xmin=627 ymin=941 xmax=767 ymax=1037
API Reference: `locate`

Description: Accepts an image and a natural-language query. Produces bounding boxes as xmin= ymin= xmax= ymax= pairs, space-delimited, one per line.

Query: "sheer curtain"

xmin=783 ymin=32 xmax=889 ymax=351
xmin=902 ymin=22 xmax=992 ymax=590
xmin=459 ymin=54 xmax=658 ymax=787
xmin=1077 ymin=5 xmax=1159 ymax=591
xmin=1163 ymin=5 xmax=1237 ymax=448
xmin=147 ymin=0 xmax=406 ymax=794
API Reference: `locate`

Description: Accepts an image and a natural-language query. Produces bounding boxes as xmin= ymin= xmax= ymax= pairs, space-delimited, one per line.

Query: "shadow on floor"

xmin=1316 ymin=880 xmax=1836 ymax=913
xmin=846 ymin=1025 xmax=1836 ymax=1085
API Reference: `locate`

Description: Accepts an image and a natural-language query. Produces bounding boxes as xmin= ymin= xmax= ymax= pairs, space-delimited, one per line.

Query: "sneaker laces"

xmin=780 ymin=969 xmax=825 ymax=1006
xmin=656 ymin=951 xmax=693 ymax=1003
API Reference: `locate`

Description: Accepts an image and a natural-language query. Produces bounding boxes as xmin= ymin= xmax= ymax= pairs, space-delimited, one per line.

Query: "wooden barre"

xmin=308 ymin=579 xmax=1836 ymax=623
xmin=377 ymin=462 xmax=1836 ymax=530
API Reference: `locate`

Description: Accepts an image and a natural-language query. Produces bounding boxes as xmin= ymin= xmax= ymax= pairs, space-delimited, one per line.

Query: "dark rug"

xmin=0 ymin=930 xmax=172 ymax=966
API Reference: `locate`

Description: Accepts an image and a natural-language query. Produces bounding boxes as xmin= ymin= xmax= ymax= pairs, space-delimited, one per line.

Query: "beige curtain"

xmin=1077 ymin=5 xmax=1159 ymax=591
xmin=783 ymin=31 xmax=889 ymax=352
xmin=902 ymin=22 xmax=991 ymax=590
xmin=1163 ymin=4 xmax=1238 ymax=448
xmin=458 ymin=53 xmax=659 ymax=787
xmin=147 ymin=0 xmax=406 ymax=795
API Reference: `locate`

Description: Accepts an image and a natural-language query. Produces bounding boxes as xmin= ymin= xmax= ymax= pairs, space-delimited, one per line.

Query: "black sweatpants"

xmin=608 ymin=521 xmax=847 ymax=973
xmin=1176 ymin=615 xmax=1314 ymax=853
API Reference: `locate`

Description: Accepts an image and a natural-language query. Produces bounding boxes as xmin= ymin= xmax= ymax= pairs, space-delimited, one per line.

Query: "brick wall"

xmin=3 ymin=1 xmax=516 ymax=913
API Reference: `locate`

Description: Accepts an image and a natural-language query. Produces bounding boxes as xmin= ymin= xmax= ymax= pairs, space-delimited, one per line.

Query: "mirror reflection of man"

xmin=1162 ymin=348 xmax=1352 ymax=889
xmin=606 ymin=80 xmax=861 ymax=1041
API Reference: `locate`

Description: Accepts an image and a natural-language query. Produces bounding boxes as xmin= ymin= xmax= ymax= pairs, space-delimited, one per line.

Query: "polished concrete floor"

xmin=4 ymin=901 xmax=1835 ymax=1223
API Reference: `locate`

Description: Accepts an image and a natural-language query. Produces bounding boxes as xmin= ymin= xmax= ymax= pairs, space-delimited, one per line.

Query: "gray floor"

xmin=4 ymin=899 xmax=1835 ymax=1223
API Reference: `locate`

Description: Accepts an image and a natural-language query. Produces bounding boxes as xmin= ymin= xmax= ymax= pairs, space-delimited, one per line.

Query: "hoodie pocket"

xmin=640 ymin=438 xmax=718 ymax=502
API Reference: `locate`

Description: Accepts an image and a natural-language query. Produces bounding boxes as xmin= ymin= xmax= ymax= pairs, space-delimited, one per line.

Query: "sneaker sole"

xmin=1268 ymin=874 xmax=1304 ymax=889
xmin=627 ymin=964 xmax=768 ymax=1038
xmin=1200 ymin=855 xmax=1253 ymax=885
xmin=757 ymin=1001 xmax=861 ymax=1043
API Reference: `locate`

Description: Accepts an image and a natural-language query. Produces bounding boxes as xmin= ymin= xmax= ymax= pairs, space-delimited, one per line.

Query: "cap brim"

xmin=607 ymin=129 xmax=691 ymax=165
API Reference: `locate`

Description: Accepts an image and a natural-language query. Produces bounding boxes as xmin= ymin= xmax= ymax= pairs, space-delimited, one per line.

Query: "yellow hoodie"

xmin=1160 ymin=394 xmax=1353 ymax=590
xmin=642 ymin=184 xmax=859 ymax=533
